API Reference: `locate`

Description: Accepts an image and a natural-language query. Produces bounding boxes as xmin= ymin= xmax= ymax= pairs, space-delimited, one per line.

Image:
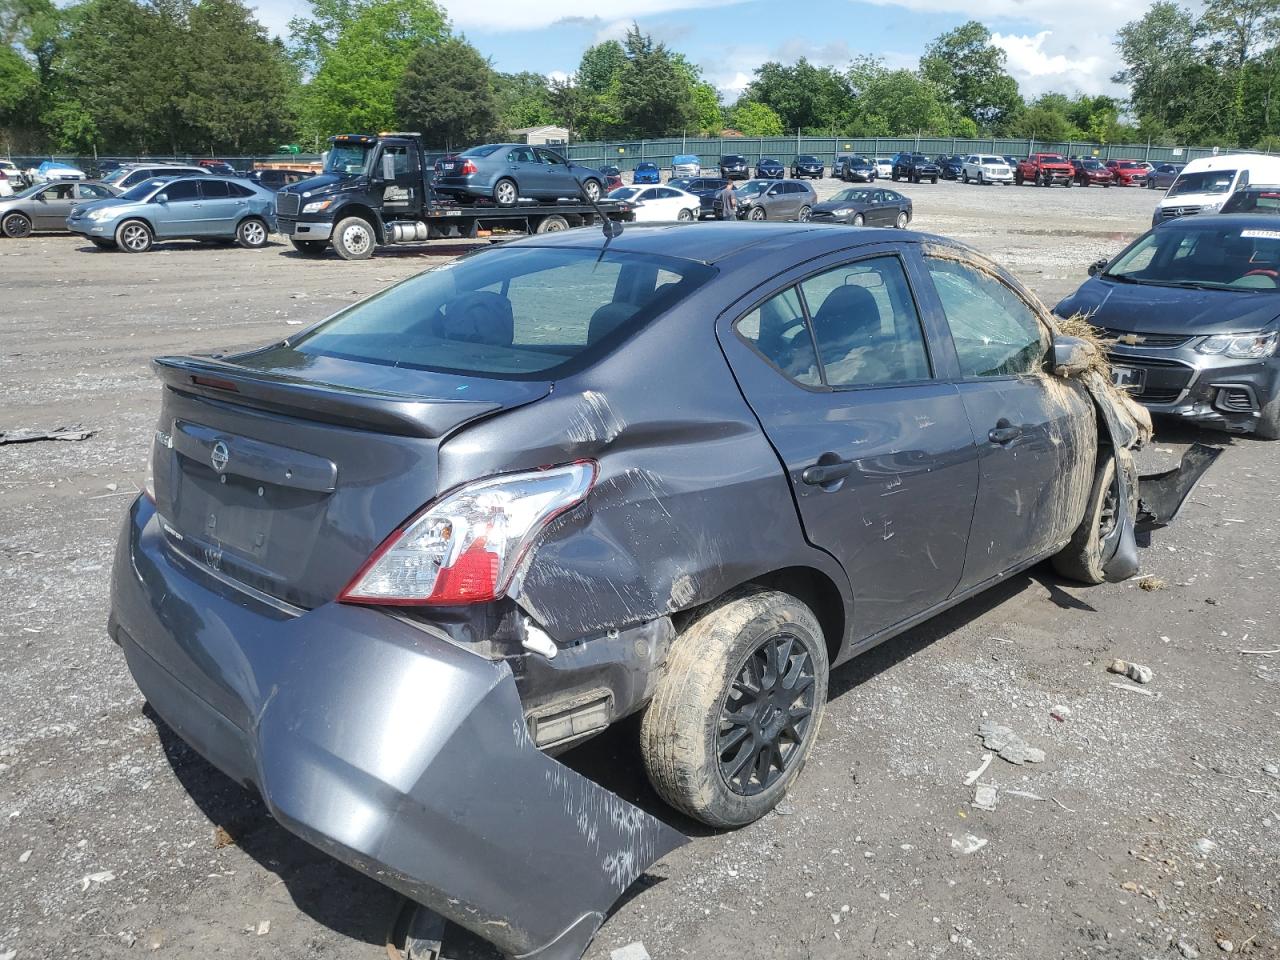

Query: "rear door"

xmin=33 ymin=183 xmax=74 ymax=227
xmin=717 ymin=246 xmax=979 ymax=642
xmin=918 ymin=252 xmax=1095 ymax=590
xmin=504 ymin=146 xmax=542 ymax=196
xmin=196 ymin=179 xmax=239 ymax=235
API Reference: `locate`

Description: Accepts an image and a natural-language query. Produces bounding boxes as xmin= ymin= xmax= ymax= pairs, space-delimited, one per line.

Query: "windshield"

xmin=673 ymin=155 xmax=698 ymax=164
xmin=1105 ymin=223 xmax=1280 ymax=291
xmin=722 ymin=156 xmax=744 ymax=163
xmin=637 ymin=163 xmax=656 ymax=170
xmin=832 ymin=189 xmax=871 ymax=203
xmin=980 ymin=156 xmax=1003 ymax=165
xmin=1168 ymin=170 xmax=1237 ymax=196
xmin=247 ymin=247 xmax=716 ymax=379
xmin=1041 ymin=155 xmax=1066 ymax=163
xmin=736 ymin=180 xmax=769 ymax=196
xmin=120 ymin=178 xmax=171 ymax=201
xmin=798 ymin=156 xmax=820 ymax=163
xmin=325 ymin=143 xmax=372 ymax=175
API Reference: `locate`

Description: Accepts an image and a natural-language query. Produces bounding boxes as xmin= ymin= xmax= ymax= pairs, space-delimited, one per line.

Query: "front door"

xmin=376 ymin=141 xmax=419 ymax=215
xmin=151 ymin=178 xmax=202 ymax=236
xmin=718 ymin=249 xmax=979 ymax=642
xmin=33 ymin=183 xmax=74 ymax=227
xmin=535 ymin=148 xmax=575 ymax=200
xmin=504 ymin=146 xmax=542 ymax=197
xmin=919 ymin=253 xmax=1096 ymax=590
xmin=866 ymin=190 xmax=891 ymax=226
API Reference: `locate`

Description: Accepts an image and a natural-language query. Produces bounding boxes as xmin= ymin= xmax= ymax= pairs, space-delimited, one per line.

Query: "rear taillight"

xmin=460 ymin=159 xmax=478 ymax=176
xmin=340 ymin=461 xmax=597 ymax=606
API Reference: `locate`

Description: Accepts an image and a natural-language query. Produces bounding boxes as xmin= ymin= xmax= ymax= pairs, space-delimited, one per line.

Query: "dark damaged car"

xmin=110 ymin=223 xmax=1216 ymax=960
xmin=1057 ymin=214 xmax=1280 ymax=438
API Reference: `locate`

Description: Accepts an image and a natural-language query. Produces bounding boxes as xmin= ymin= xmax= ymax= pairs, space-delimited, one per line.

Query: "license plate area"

xmin=1111 ymin=364 xmax=1147 ymax=392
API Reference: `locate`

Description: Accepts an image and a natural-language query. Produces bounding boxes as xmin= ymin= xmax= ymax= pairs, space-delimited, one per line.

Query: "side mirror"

xmin=154 ymin=194 xmax=168 ymax=203
xmin=1087 ymin=258 xmax=1108 ymax=277
xmin=1052 ymin=334 xmax=1096 ymax=378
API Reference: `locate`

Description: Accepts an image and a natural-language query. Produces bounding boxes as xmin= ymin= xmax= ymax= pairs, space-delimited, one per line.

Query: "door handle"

xmin=989 ymin=420 xmax=1022 ymax=445
xmin=801 ymin=460 xmax=854 ymax=485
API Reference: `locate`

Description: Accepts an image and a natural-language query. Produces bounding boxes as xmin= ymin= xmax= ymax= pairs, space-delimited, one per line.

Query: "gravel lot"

xmin=1 ymin=177 xmax=1277 ymax=960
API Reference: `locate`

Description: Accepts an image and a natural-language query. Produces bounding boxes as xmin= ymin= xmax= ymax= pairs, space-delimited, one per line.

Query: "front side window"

xmin=801 ymin=257 xmax=931 ymax=386
xmin=325 ymin=144 xmax=372 ymax=175
xmin=160 ymin=179 xmax=201 ymax=201
xmin=926 ymin=257 xmax=1048 ymax=377
xmin=735 ymin=287 xmax=820 ymax=386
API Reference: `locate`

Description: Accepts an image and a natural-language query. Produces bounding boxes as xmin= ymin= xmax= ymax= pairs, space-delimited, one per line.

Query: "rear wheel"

xmin=236 ymin=216 xmax=269 ymax=249
xmin=2 ymin=212 xmax=32 ymax=239
xmin=1052 ymin=449 xmax=1135 ymax=583
xmin=116 ymin=219 xmax=152 ymax=253
xmin=493 ymin=177 xmax=518 ymax=207
xmin=797 ymin=205 xmax=811 ymax=223
xmin=332 ymin=216 xmax=375 ymax=260
xmin=290 ymin=239 xmax=328 ymax=257
xmin=640 ymin=587 xmax=829 ymax=828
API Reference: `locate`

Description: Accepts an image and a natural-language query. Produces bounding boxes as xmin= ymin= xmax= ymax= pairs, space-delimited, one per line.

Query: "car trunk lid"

xmin=149 ymin=354 xmax=549 ymax=609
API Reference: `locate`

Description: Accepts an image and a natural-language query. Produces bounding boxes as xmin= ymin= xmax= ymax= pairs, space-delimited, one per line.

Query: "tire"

xmin=976 ymin=171 xmax=984 ymax=185
xmin=962 ymin=170 xmax=970 ymax=183
xmin=290 ymin=239 xmax=328 ymax=257
xmin=332 ymin=216 xmax=375 ymax=261
xmin=891 ymin=171 xmax=899 ymax=182
xmin=931 ymin=176 xmax=938 ymax=184
xmin=1052 ymin=448 xmax=1136 ymax=584
xmin=2 ymin=212 xmax=32 ymax=239
xmin=676 ymin=208 xmax=694 ymax=222
xmin=535 ymin=214 xmax=569 ymax=233
xmin=493 ymin=177 xmax=518 ymax=207
xmin=1015 ymin=173 xmax=1024 ymax=185
xmin=1255 ymin=393 xmax=1280 ymax=440
xmin=640 ymin=587 xmax=829 ymax=828
xmin=748 ymin=206 xmax=766 ymax=221
xmin=1064 ymin=177 xmax=1072 ymax=188
xmin=852 ymin=213 xmax=864 ymax=227
xmin=797 ymin=205 xmax=811 ymax=223
xmin=895 ymin=210 xmax=909 ymax=228
xmin=236 ymin=217 xmax=269 ymax=249
xmin=90 ymin=238 xmax=116 ymax=250
xmin=116 ymin=219 xmax=153 ymax=253
xmin=580 ymin=178 xmax=602 ymax=203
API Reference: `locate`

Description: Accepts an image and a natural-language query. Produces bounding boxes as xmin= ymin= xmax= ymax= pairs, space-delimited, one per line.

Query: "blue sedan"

xmin=633 ymin=162 xmax=661 ymax=184
xmin=67 ymin=176 xmax=277 ymax=253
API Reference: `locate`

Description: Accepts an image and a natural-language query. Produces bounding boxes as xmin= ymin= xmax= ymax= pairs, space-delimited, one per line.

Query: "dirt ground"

xmin=1 ymin=178 xmax=1277 ymax=960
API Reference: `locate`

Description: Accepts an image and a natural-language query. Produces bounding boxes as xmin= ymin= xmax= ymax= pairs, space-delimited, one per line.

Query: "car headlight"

xmin=832 ymin=208 xmax=852 ymax=215
xmin=301 ymin=199 xmax=333 ymax=214
xmin=1197 ymin=331 xmax=1278 ymax=359
xmin=87 ymin=208 xmax=114 ymax=221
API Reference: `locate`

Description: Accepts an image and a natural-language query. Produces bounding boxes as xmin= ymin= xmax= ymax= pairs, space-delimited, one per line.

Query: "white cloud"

xmin=440 ymin=0 xmax=738 ymax=32
xmin=991 ymin=30 xmax=1115 ymax=96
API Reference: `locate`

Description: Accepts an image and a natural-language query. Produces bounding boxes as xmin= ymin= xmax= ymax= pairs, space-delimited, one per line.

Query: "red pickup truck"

xmin=1015 ymin=153 xmax=1074 ymax=187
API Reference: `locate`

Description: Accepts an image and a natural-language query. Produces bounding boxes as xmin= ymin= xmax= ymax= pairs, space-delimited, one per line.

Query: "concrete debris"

xmin=1263 ymin=763 xmax=1279 ymax=778
xmin=0 ymin=424 xmax=95 ymax=445
xmin=1107 ymin=659 xmax=1153 ymax=683
xmin=1194 ymin=838 xmax=1218 ymax=856
xmin=256 ymin=921 xmax=270 ymax=937
xmin=0 ymin=948 xmax=15 ymax=960
xmin=18 ymin=849 xmax=31 ymax=863
xmin=1216 ymin=938 xmax=1234 ymax=953
xmin=963 ymin=752 xmax=993 ymax=786
xmin=977 ymin=721 xmax=1045 ymax=765
xmin=972 ymin=784 xmax=998 ymax=811
xmin=1110 ymin=682 xmax=1157 ymax=698
xmin=1178 ymin=939 xmax=1201 ymax=959
xmin=1050 ymin=705 xmax=1071 ymax=722
xmin=80 ymin=870 xmax=115 ymax=891
xmin=950 ymin=834 xmax=988 ymax=855
xmin=1003 ymin=789 xmax=1046 ymax=801
xmin=611 ymin=943 xmax=651 ymax=960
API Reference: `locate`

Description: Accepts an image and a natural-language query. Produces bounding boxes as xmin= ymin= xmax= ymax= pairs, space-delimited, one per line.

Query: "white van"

xmin=1153 ymin=153 xmax=1280 ymax=225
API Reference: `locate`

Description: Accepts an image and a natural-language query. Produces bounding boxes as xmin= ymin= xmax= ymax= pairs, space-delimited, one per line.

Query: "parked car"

xmin=0 ymin=181 xmax=118 ymax=238
xmin=719 ymin=154 xmax=749 ymax=180
xmin=891 ymin=153 xmax=940 ymax=183
xmin=1002 ymin=155 xmax=1020 ymax=169
xmin=1070 ymin=158 xmax=1115 ymax=187
xmin=249 ymin=168 xmax=315 ymax=191
xmin=1105 ymin=159 xmax=1148 ymax=187
xmin=1152 ymin=154 xmax=1280 ymax=225
xmin=809 ymin=186 xmax=911 ymax=227
xmin=671 ymin=154 xmax=701 ymax=178
xmin=935 ymin=155 xmax=965 ymax=180
xmin=1016 ymin=153 xmax=1073 ymax=187
xmin=718 ymin=178 xmax=816 ymax=220
xmin=96 ymin=159 xmax=123 ymax=178
xmin=66 ymin=175 xmax=276 ymax=252
xmin=1147 ymin=162 xmax=1185 ymax=191
xmin=104 ymin=164 xmax=211 ymax=191
xmin=433 ymin=144 xmax=606 ymax=206
xmin=32 ymin=160 xmax=86 ymax=183
xmin=110 ymin=219 xmax=1193 ymax=960
xmin=0 ymin=169 xmax=11 ymax=197
xmin=198 ymin=159 xmax=238 ymax=175
xmin=840 ymin=157 xmax=877 ymax=182
xmin=791 ymin=155 xmax=824 ymax=179
xmin=961 ymin=155 xmax=1014 ymax=185
xmin=1056 ymin=214 xmax=1280 ymax=438
xmin=607 ymin=184 xmax=700 ymax=222
xmin=666 ymin=176 xmax=729 ymax=218
xmin=0 ymin=159 xmax=29 ymax=189
xmin=1219 ymin=184 xmax=1280 ymax=214
xmin=872 ymin=156 xmax=894 ymax=178
xmin=755 ymin=158 xmax=785 ymax=179
xmin=633 ymin=161 xmax=661 ymax=184
xmin=600 ymin=165 xmax=624 ymax=191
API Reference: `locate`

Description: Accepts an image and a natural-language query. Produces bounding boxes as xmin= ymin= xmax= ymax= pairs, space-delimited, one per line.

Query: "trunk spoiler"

xmin=152 ymin=355 xmax=540 ymax=439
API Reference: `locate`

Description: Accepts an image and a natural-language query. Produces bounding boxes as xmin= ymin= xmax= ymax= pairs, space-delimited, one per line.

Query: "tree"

xmin=577 ymin=39 xmax=625 ymax=96
xmin=395 ymin=36 xmax=497 ymax=148
xmin=294 ymin=0 xmax=448 ymax=141
xmin=741 ymin=58 xmax=851 ymax=132
xmin=182 ymin=0 xmax=295 ymax=152
xmin=493 ymin=71 xmax=554 ymax=129
xmin=857 ymin=68 xmax=958 ymax=136
xmin=613 ymin=25 xmax=697 ymax=137
xmin=920 ymin=21 xmax=1021 ymax=129
xmin=0 ymin=45 xmax=38 ymax=123
xmin=1114 ymin=3 xmax=1200 ymax=133
xmin=729 ymin=100 xmax=783 ymax=136
xmin=1199 ymin=0 xmax=1280 ymax=138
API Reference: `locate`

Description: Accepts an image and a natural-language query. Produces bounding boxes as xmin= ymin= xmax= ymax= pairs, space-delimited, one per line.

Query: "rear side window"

xmin=227 ymin=181 xmax=256 ymax=198
xmin=926 ymin=257 xmax=1048 ymax=378
xmin=255 ymin=247 xmax=715 ymax=379
xmin=801 ymin=257 xmax=931 ymax=386
xmin=735 ymin=288 xmax=820 ymax=386
xmin=200 ymin=180 xmax=230 ymax=198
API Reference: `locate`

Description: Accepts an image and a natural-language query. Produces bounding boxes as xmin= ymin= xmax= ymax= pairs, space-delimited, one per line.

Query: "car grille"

xmin=1216 ymin=387 xmax=1256 ymax=412
xmin=1101 ymin=329 xmax=1191 ymax=348
xmin=1159 ymin=205 xmax=1201 ymax=220
xmin=277 ymin=193 xmax=300 ymax=217
xmin=1108 ymin=353 xmax=1195 ymax=404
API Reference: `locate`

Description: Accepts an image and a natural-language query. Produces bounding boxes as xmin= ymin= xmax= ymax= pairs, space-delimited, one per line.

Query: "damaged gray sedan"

xmin=109 ymin=223 xmax=1215 ymax=960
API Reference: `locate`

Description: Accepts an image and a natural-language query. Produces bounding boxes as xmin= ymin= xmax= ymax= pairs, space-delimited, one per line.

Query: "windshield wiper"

xmin=1102 ymin=272 xmax=1142 ymax=283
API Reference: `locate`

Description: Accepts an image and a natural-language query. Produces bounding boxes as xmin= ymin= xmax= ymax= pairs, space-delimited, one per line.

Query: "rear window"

xmin=259 ymin=247 xmax=716 ymax=379
xmin=460 ymin=144 xmax=501 ymax=158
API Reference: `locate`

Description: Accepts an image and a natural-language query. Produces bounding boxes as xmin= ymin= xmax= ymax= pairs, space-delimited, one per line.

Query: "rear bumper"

xmin=110 ymin=497 xmax=684 ymax=960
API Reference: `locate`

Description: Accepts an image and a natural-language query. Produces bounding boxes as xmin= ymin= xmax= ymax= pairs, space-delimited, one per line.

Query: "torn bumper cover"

xmin=109 ymin=496 xmax=685 ymax=960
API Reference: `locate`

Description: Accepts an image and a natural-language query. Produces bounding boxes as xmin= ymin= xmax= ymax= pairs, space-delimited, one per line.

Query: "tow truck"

xmin=275 ymin=133 xmax=631 ymax=260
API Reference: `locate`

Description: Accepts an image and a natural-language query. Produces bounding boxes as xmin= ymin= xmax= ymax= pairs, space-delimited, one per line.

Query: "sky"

xmin=247 ymin=0 xmax=1132 ymax=101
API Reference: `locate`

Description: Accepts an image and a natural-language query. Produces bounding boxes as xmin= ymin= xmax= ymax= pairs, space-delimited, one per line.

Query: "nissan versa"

xmin=1057 ymin=214 xmax=1280 ymax=438
xmin=111 ymin=222 xmax=1213 ymax=960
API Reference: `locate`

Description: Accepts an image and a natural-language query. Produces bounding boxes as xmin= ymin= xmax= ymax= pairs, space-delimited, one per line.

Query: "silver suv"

xmin=104 ymin=164 xmax=210 ymax=191
xmin=723 ymin=178 xmax=818 ymax=221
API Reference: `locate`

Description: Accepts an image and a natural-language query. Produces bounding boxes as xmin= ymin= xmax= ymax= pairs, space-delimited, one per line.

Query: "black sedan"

xmin=668 ymin=176 xmax=730 ymax=219
xmin=755 ymin=158 xmax=784 ymax=179
xmin=809 ymin=186 xmax=912 ymax=227
xmin=892 ymin=153 xmax=940 ymax=183
xmin=719 ymin=154 xmax=749 ymax=180
xmin=791 ymin=155 xmax=824 ymax=178
xmin=840 ymin=157 xmax=878 ymax=182
xmin=935 ymin=155 xmax=965 ymax=179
